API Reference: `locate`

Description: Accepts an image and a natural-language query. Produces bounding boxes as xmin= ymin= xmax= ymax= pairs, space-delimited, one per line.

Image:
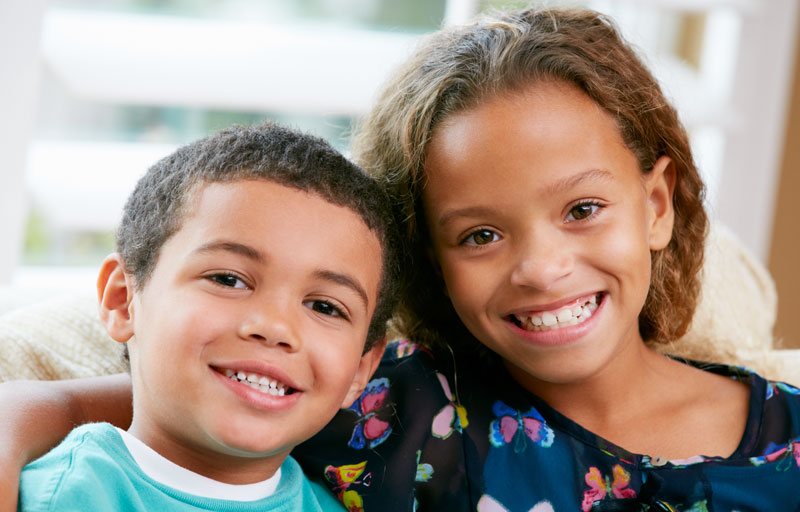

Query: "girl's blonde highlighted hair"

xmin=353 ymin=7 xmax=708 ymax=350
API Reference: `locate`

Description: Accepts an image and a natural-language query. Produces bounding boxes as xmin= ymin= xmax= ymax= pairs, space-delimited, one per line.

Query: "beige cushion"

xmin=661 ymin=225 xmax=800 ymax=383
xmin=0 ymin=292 xmax=125 ymax=381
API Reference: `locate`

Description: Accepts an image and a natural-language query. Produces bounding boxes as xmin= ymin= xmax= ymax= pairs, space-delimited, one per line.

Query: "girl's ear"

xmin=340 ymin=338 xmax=388 ymax=408
xmin=97 ymin=253 xmax=136 ymax=343
xmin=645 ymin=155 xmax=676 ymax=251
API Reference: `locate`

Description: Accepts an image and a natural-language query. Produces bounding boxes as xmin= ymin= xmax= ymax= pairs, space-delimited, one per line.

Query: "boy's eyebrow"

xmin=194 ymin=241 xmax=263 ymax=262
xmin=192 ymin=241 xmax=370 ymax=307
xmin=437 ymin=168 xmax=615 ymax=228
xmin=312 ymin=269 xmax=370 ymax=309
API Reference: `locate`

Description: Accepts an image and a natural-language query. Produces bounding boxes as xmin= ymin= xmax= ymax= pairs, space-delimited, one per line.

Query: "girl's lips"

xmin=505 ymin=292 xmax=606 ymax=346
xmin=508 ymin=292 xmax=602 ymax=316
xmin=508 ymin=293 xmax=602 ymax=331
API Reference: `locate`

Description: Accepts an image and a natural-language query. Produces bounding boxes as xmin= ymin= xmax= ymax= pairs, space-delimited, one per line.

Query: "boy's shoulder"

xmin=19 ymin=424 xmax=344 ymax=512
xmin=19 ymin=422 xmax=137 ymax=510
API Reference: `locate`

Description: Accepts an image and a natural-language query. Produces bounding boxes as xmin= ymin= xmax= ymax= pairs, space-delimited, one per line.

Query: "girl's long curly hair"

xmin=352 ymin=7 xmax=708 ymax=351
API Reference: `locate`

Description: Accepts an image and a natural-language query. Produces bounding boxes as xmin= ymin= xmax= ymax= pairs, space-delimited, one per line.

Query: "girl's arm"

xmin=0 ymin=374 xmax=132 ymax=512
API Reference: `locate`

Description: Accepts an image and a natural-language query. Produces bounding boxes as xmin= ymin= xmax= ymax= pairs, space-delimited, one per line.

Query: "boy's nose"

xmin=237 ymin=302 xmax=301 ymax=351
xmin=509 ymin=236 xmax=574 ymax=291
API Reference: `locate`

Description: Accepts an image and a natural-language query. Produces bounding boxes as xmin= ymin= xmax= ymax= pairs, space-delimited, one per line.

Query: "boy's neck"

xmin=127 ymin=418 xmax=288 ymax=485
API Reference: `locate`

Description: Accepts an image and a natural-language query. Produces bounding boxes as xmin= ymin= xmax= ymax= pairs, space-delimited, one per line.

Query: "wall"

xmin=770 ymin=7 xmax=800 ymax=350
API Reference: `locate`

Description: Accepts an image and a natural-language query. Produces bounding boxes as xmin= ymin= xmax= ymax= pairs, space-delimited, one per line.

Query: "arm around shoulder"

xmin=0 ymin=374 xmax=132 ymax=512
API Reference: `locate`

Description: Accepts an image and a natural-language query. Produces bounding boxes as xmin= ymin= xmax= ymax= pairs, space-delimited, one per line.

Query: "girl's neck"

xmin=503 ymin=342 xmax=751 ymax=460
xmin=505 ymin=340 xmax=671 ymax=428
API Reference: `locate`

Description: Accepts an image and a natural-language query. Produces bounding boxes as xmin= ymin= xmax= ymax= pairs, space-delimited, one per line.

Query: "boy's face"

xmin=102 ymin=179 xmax=384 ymax=483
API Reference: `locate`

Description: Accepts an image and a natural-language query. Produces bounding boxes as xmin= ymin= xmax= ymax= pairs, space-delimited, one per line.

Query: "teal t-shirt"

xmin=19 ymin=423 xmax=345 ymax=511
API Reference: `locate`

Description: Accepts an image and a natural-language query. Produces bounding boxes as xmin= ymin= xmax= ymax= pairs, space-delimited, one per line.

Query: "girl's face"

xmin=422 ymin=81 xmax=675 ymax=389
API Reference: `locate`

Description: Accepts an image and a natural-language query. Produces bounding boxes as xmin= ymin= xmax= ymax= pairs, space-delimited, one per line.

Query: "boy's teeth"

xmin=516 ymin=295 xmax=600 ymax=332
xmin=224 ymin=369 xmax=290 ymax=396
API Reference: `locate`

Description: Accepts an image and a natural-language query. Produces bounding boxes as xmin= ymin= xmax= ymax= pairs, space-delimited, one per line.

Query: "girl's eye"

xmin=462 ymin=229 xmax=500 ymax=246
xmin=207 ymin=273 xmax=248 ymax=289
xmin=305 ymin=300 xmax=348 ymax=320
xmin=565 ymin=202 xmax=601 ymax=222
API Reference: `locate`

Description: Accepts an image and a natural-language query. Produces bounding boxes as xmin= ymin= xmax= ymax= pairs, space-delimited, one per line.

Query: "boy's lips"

xmin=211 ymin=363 xmax=300 ymax=397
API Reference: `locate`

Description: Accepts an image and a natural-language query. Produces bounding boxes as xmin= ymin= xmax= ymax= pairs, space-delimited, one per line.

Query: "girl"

xmin=4 ymin=6 xmax=800 ymax=512
xmin=294 ymin=7 xmax=800 ymax=510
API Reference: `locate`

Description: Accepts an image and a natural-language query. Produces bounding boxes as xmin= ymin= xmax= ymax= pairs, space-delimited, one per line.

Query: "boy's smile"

xmin=422 ymin=81 xmax=675 ymax=391
xmin=109 ymin=179 xmax=383 ymax=483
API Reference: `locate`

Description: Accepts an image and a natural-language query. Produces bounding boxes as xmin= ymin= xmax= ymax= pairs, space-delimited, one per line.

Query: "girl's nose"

xmin=237 ymin=299 xmax=301 ymax=352
xmin=509 ymin=236 xmax=574 ymax=291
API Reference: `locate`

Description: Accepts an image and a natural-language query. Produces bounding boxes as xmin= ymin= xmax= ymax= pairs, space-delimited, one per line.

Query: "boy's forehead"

xmin=177 ymin=178 xmax=384 ymax=277
xmin=192 ymin=177 xmax=383 ymax=244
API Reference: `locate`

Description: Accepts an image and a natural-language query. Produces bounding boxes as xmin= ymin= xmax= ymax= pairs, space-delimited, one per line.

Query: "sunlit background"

xmin=1 ymin=0 xmax=798 ymax=343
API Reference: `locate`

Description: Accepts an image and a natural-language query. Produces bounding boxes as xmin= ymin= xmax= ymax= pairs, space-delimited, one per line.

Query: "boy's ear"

xmin=340 ymin=338 xmax=388 ymax=408
xmin=645 ymin=155 xmax=676 ymax=251
xmin=97 ymin=253 xmax=136 ymax=343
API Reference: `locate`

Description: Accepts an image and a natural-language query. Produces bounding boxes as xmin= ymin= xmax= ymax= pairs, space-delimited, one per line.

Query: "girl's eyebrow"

xmin=545 ymin=168 xmax=614 ymax=196
xmin=436 ymin=168 xmax=615 ymax=228
xmin=437 ymin=206 xmax=497 ymax=228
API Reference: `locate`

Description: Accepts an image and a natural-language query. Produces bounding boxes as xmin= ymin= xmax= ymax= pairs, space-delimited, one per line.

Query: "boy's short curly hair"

xmin=352 ymin=7 xmax=707 ymax=349
xmin=118 ymin=121 xmax=400 ymax=350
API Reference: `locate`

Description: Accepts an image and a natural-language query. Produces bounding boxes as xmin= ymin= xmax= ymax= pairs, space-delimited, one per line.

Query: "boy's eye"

xmin=462 ymin=229 xmax=499 ymax=246
xmin=305 ymin=300 xmax=348 ymax=320
xmin=565 ymin=202 xmax=601 ymax=222
xmin=208 ymin=273 xmax=248 ymax=289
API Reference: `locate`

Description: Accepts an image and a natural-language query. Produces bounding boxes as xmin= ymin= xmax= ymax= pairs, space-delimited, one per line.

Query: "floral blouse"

xmin=293 ymin=341 xmax=800 ymax=511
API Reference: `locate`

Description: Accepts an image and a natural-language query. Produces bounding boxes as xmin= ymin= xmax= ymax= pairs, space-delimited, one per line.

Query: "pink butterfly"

xmin=489 ymin=400 xmax=554 ymax=452
xmin=794 ymin=442 xmax=800 ymax=467
xmin=581 ymin=465 xmax=637 ymax=512
xmin=346 ymin=377 xmax=391 ymax=449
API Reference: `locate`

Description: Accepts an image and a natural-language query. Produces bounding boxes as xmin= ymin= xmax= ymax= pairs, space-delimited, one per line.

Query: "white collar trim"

xmin=115 ymin=427 xmax=281 ymax=501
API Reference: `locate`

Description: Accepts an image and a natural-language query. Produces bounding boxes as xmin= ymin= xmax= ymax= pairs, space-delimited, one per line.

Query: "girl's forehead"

xmin=428 ymin=82 xmax=631 ymax=166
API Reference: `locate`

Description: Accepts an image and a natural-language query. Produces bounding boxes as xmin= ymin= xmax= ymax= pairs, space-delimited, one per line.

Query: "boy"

xmin=18 ymin=122 xmax=400 ymax=511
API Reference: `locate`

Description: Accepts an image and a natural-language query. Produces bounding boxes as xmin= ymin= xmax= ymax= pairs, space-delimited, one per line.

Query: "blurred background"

xmin=1 ymin=0 xmax=798 ymax=347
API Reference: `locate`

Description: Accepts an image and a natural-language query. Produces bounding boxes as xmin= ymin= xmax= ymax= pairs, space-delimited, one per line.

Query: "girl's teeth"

xmin=516 ymin=295 xmax=600 ymax=332
xmin=556 ymin=309 xmax=572 ymax=322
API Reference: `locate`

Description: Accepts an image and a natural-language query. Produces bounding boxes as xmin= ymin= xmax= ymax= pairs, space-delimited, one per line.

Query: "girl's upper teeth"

xmin=223 ymin=369 xmax=288 ymax=396
xmin=516 ymin=295 xmax=600 ymax=331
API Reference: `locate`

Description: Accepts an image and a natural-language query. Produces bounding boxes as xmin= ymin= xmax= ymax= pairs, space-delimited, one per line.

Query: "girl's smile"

xmin=423 ymin=80 xmax=675 ymax=390
xmin=506 ymin=292 xmax=605 ymax=346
